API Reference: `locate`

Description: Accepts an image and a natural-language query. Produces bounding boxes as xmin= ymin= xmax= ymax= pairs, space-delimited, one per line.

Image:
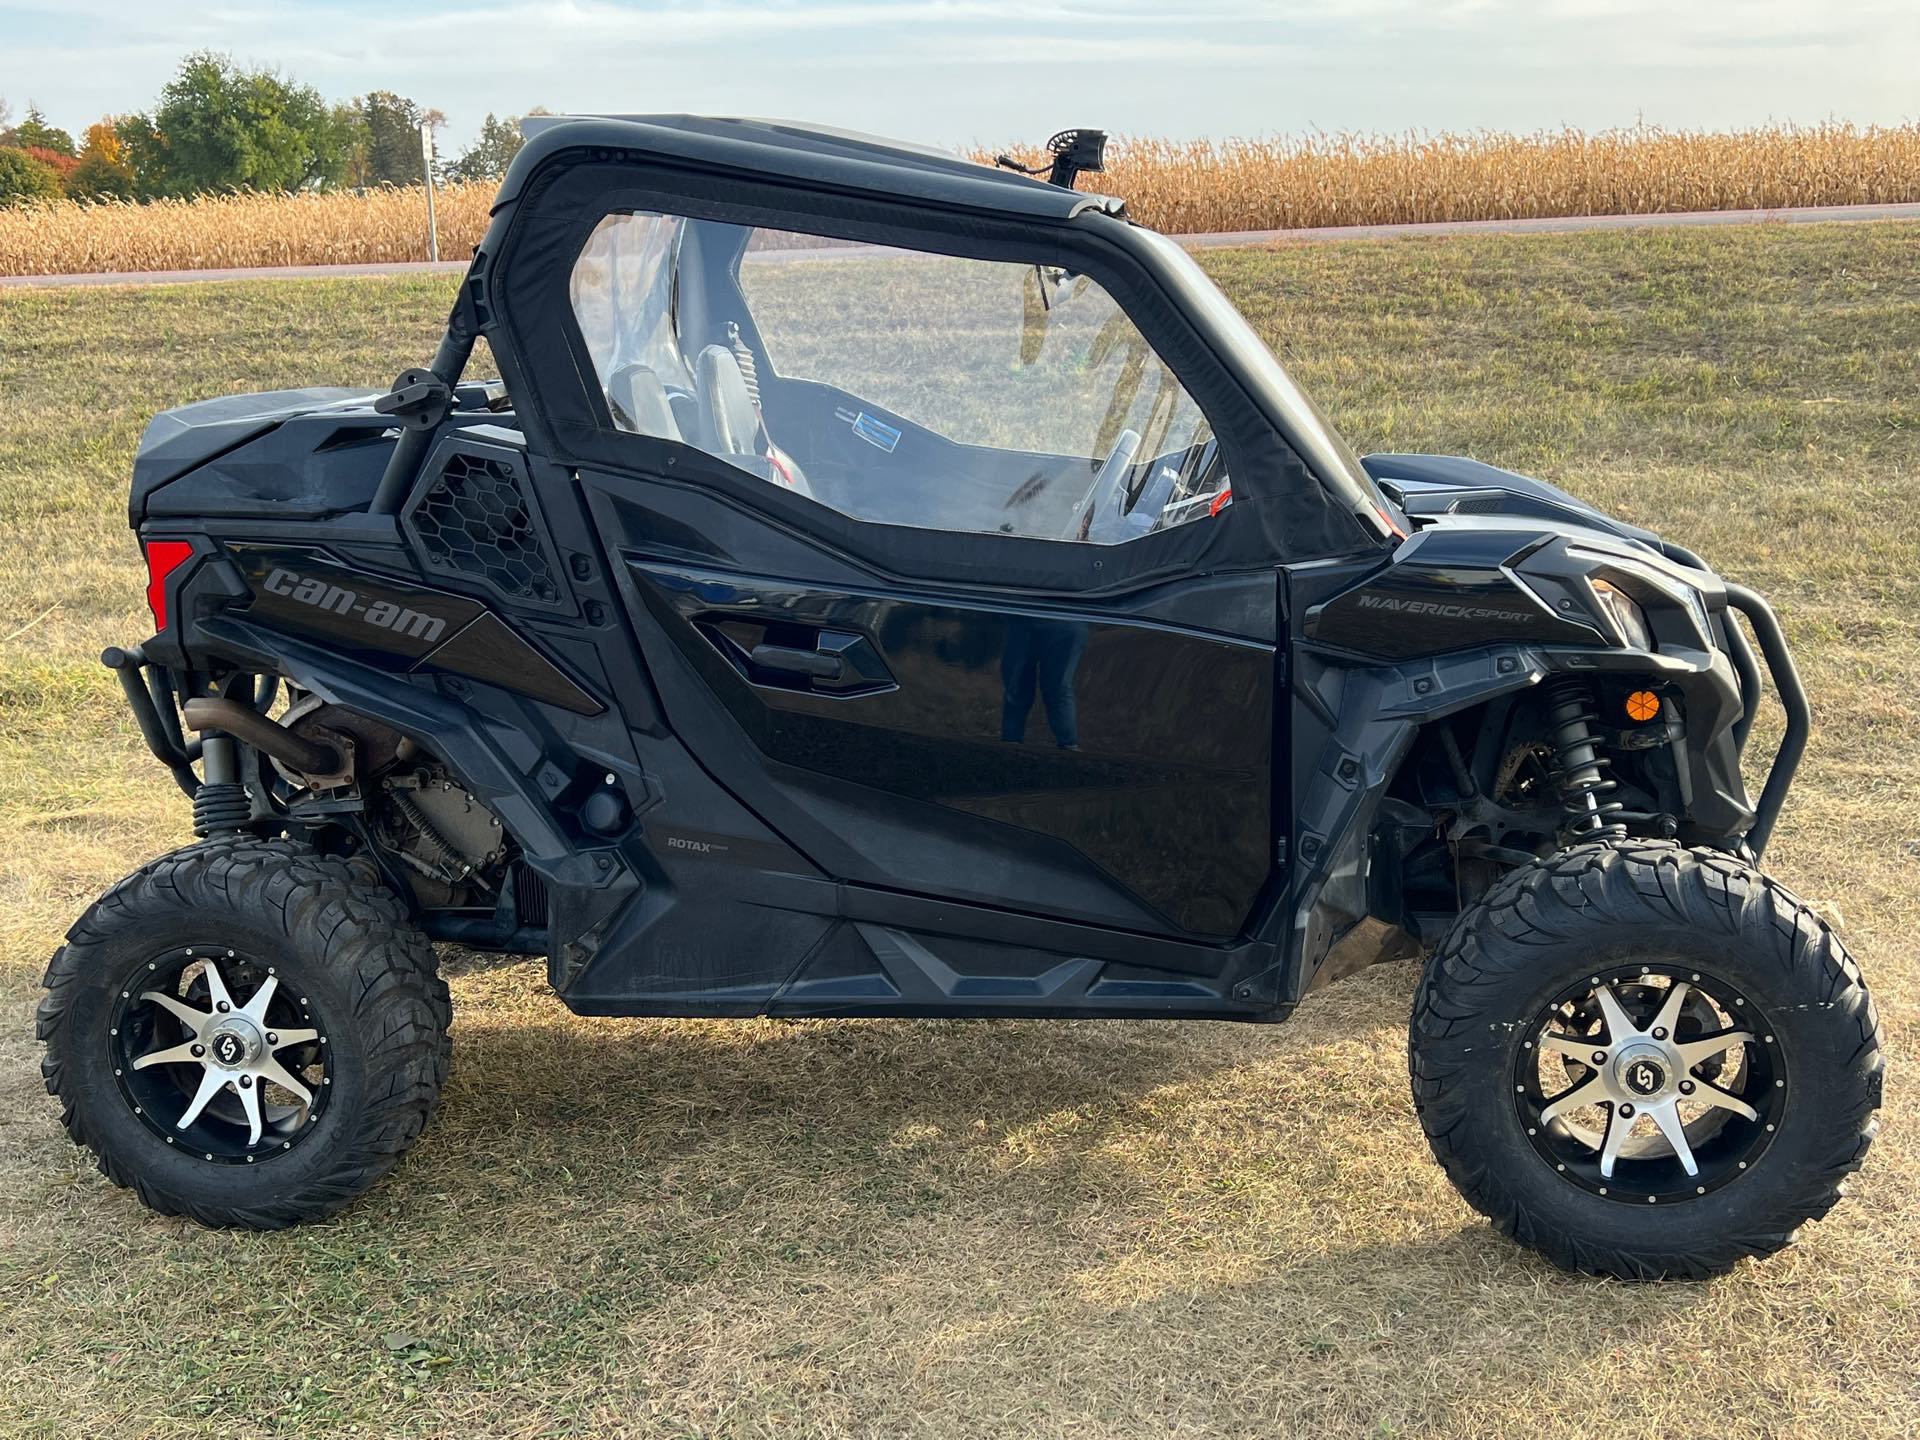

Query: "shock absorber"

xmin=1543 ymin=678 xmax=1626 ymax=843
xmin=191 ymin=733 xmax=253 ymax=835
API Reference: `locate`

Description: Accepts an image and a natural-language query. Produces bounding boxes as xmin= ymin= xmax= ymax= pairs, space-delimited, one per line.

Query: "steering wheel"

xmin=1062 ymin=429 xmax=1142 ymax=542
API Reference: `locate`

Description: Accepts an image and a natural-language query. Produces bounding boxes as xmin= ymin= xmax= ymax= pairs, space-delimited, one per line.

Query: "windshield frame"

xmin=1117 ymin=224 xmax=1398 ymax=541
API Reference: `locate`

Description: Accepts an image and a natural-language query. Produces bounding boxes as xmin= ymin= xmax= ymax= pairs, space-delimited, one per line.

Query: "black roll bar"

xmin=369 ymin=283 xmax=480 ymax=515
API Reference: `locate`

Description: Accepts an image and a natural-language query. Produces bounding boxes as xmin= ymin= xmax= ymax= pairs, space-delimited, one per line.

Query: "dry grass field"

xmin=3 ymin=123 xmax=1918 ymax=275
xmin=0 ymin=220 xmax=1917 ymax=1437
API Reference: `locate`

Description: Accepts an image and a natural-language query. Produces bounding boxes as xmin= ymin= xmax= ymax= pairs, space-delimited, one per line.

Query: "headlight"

xmin=1591 ymin=579 xmax=1653 ymax=650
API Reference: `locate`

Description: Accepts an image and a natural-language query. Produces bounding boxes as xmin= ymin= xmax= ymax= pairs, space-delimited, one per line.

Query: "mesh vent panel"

xmin=411 ymin=452 xmax=559 ymax=604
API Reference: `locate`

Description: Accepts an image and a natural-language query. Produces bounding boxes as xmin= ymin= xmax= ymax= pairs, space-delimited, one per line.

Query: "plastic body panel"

xmin=618 ymin=544 xmax=1275 ymax=940
xmin=143 ymin=429 xmax=1779 ymax=1016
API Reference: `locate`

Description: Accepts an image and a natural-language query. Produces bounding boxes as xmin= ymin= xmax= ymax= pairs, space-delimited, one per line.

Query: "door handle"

xmin=750 ymin=643 xmax=847 ymax=681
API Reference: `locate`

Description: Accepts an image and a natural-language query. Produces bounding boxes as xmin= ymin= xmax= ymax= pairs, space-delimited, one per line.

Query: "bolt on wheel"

xmin=111 ymin=947 xmax=333 ymax=1163
xmin=1515 ymin=965 xmax=1783 ymax=1203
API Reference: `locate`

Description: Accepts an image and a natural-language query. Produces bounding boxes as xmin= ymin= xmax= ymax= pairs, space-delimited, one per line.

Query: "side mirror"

xmin=1031 ymin=265 xmax=1085 ymax=312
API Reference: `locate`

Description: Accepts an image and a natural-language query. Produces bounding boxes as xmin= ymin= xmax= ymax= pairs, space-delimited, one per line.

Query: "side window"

xmin=568 ymin=211 xmax=1230 ymax=545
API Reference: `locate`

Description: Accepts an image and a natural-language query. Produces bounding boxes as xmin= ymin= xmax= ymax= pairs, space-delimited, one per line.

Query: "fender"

xmin=190 ymin=612 xmax=640 ymax=973
xmin=1277 ymin=521 xmax=1760 ymax=999
xmin=1278 ymin=638 xmax=1555 ymax=999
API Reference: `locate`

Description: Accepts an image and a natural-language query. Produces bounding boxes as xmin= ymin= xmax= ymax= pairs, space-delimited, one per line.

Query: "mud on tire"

xmin=38 ymin=836 xmax=451 ymax=1228
xmin=1409 ymin=840 xmax=1882 ymax=1279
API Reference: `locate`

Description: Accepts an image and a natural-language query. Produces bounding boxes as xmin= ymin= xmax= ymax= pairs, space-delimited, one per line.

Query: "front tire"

xmin=38 ymin=836 xmax=451 ymax=1228
xmin=1410 ymin=841 xmax=1882 ymax=1279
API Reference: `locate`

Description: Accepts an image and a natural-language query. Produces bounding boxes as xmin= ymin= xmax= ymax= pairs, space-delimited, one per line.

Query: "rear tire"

xmin=1409 ymin=840 xmax=1882 ymax=1279
xmin=38 ymin=836 xmax=451 ymax=1228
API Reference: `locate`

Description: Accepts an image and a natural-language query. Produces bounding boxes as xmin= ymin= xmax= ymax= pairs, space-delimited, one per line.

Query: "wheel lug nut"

xmin=1592 ymin=1052 xmax=1608 ymax=1066
xmin=238 ymin=1076 xmax=252 ymax=1088
xmin=1652 ymin=1027 xmax=1668 ymax=1040
xmin=1679 ymin=1080 xmax=1695 ymax=1094
xmin=216 ymin=1001 xmax=230 ymax=1013
xmin=266 ymin=1033 xmax=278 ymax=1045
xmin=1619 ymin=1104 xmax=1635 ymax=1117
xmin=190 ymin=1044 xmax=205 ymax=1058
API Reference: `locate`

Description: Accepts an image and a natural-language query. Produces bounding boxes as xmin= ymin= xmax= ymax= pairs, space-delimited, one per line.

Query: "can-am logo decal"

xmin=263 ymin=567 xmax=447 ymax=643
xmin=1355 ymin=593 xmax=1534 ymax=624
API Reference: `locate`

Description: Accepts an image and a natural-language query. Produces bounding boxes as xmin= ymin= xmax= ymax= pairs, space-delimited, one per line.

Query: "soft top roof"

xmin=501 ymin=114 xmax=1117 ymax=222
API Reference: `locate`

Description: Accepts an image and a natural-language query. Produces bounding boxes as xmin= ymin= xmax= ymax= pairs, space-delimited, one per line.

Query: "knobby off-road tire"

xmin=38 ymin=836 xmax=451 ymax=1228
xmin=1409 ymin=840 xmax=1882 ymax=1279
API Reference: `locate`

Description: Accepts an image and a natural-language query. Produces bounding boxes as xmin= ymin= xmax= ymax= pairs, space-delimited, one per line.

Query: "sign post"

xmin=420 ymin=123 xmax=439 ymax=263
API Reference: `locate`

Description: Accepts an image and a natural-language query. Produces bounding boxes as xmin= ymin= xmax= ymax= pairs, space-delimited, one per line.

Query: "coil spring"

xmin=1544 ymin=678 xmax=1626 ymax=843
xmin=191 ymin=781 xmax=251 ymax=836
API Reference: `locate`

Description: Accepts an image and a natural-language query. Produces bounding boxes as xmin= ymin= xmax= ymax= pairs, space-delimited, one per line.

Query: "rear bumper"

xmin=100 ymin=642 xmax=200 ymax=798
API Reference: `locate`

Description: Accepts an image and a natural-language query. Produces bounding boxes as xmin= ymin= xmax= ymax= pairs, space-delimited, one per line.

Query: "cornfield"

xmin=3 ymin=123 xmax=1917 ymax=276
xmin=0 ymin=182 xmax=499 ymax=277
xmin=1066 ymin=123 xmax=1920 ymax=234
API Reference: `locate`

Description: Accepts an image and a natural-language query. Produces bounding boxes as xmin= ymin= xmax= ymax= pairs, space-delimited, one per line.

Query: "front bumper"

xmin=1655 ymin=539 xmax=1808 ymax=860
xmin=1716 ymin=582 xmax=1809 ymax=859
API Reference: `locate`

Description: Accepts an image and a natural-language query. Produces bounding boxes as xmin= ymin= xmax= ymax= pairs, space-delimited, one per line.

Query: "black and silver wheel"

xmin=39 ymin=836 xmax=451 ymax=1228
xmin=1410 ymin=840 xmax=1882 ymax=1279
xmin=1516 ymin=966 xmax=1782 ymax=1203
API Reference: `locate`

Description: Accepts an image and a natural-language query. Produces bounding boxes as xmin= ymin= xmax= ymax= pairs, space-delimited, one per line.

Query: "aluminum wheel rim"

xmin=109 ymin=947 xmax=333 ymax=1164
xmin=1515 ymin=963 xmax=1784 ymax=1204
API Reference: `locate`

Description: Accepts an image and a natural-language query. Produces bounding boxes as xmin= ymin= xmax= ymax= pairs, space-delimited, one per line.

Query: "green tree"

xmin=118 ymin=52 xmax=349 ymax=198
xmin=3 ymin=103 xmax=76 ymax=156
xmin=0 ymin=147 xmax=65 ymax=206
xmin=446 ymin=110 xmax=547 ymax=184
xmin=347 ymin=90 xmax=437 ymax=186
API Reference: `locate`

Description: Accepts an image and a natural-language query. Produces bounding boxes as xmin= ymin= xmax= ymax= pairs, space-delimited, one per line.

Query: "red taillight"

xmin=143 ymin=541 xmax=194 ymax=631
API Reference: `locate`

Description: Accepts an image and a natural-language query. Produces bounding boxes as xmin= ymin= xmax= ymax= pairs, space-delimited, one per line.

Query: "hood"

xmin=1361 ymin=453 xmax=1661 ymax=549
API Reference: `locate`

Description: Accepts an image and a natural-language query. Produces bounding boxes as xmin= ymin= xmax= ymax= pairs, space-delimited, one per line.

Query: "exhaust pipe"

xmin=181 ymin=698 xmax=344 ymax=778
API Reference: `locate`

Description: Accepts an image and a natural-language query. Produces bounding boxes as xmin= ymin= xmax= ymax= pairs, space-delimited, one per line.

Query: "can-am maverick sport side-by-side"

xmin=40 ymin=119 xmax=1879 ymax=1278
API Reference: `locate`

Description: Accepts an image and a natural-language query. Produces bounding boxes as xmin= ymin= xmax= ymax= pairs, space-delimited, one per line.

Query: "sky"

xmin=2 ymin=0 xmax=1915 ymax=158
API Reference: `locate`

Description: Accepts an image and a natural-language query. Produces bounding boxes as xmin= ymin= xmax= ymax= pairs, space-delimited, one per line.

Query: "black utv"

xmin=40 ymin=118 xmax=1880 ymax=1278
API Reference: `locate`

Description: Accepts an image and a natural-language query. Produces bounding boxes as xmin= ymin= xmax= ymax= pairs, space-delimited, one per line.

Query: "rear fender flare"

xmin=190 ymin=614 xmax=653 ymax=936
xmin=190 ymin=616 xmax=646 ymax=972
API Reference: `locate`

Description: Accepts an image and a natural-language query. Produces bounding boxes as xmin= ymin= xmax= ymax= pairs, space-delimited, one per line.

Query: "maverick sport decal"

xmin=221 ymin=544 xmax=604 ymax=714
xmin=1353 ymin=593 xmax=1536 ymax=624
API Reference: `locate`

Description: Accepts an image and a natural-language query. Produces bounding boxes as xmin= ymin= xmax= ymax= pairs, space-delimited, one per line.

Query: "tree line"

xmin=0 ymin=53 xmax=540 ymax=206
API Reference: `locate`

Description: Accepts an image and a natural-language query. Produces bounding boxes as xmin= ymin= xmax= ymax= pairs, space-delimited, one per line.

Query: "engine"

xmin=273 ymin=693 xmax=510 ymax=910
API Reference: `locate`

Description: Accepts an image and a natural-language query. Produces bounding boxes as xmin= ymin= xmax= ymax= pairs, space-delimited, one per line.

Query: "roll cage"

xmin=373 ymin=115 xmax=1401 ymax=575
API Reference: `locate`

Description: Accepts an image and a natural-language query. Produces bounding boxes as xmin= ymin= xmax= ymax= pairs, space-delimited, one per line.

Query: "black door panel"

xmin=625 ymin=556 xmax=1273 ymax=937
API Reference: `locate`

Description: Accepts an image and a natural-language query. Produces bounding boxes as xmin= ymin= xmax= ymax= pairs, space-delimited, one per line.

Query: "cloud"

xmin=2 ymin=0 xmax=1912 ymax=153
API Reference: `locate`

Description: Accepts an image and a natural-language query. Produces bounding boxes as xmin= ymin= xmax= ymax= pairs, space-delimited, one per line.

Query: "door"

xmin=563 ymin=208 xmax=1283 ymax=941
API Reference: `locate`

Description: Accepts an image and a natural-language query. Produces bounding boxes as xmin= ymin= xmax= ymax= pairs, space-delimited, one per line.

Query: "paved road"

xmin=4 ymin=201 xmax=1916 ymax=288
xmin=1175 ymin=200 xmax=1920 ymax=248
